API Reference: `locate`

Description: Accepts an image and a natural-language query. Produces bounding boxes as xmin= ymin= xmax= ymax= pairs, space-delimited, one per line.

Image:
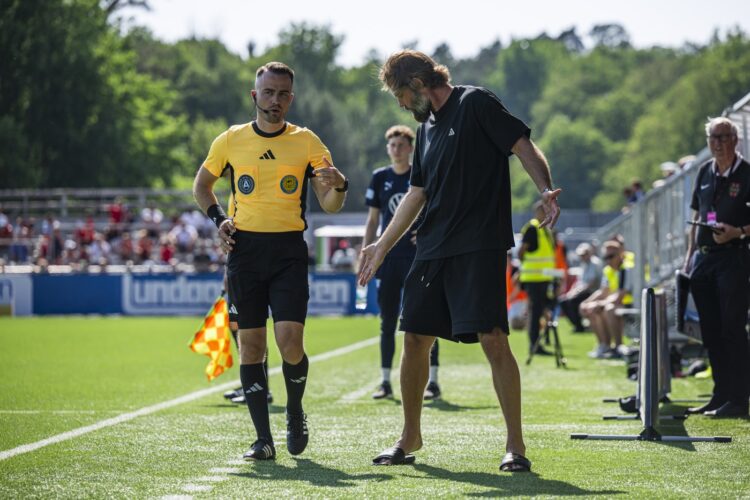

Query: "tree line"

xmin=2 ymin=0 xmax=749 ymax=212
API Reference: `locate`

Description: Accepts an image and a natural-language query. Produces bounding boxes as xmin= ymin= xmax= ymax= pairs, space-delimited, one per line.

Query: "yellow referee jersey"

xmin=204 ymin=122 xmax=332 ymax=232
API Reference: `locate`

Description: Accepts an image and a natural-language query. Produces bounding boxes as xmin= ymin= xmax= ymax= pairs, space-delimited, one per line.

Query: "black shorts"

xmin=226 ymin=231 xmax=309 ymax=329
xmin=226 ymin=291 xmax=239 ymax=324
xmin=400 ymin=249 xmax=509 ymax=343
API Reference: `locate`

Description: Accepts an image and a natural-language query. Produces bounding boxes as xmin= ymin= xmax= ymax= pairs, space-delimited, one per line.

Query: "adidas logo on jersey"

xmin=228 ymin=304 xmax=238 ymax=315
xmin=244 ymin=382 xmax=264 ymax=394
xmin=448 ymin=128 xmax=455 ymax=136
xmin=259 ymin=149 xmax=276 ymax=160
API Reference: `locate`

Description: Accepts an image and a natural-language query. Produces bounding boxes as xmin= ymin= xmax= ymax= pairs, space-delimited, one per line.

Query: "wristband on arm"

xmin=206 ymin=204 xmax=228 ymax=229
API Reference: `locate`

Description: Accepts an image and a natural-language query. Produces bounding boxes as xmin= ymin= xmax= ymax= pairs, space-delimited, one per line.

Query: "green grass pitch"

xmin=0 ymin=316 xmax=748 ymax=498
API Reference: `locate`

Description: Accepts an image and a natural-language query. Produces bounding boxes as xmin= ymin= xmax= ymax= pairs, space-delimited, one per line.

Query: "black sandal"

xmin=500 ymin=452 xmax=532 ymax=472
xmin=372 ymin=447 xmax=416 ymax=466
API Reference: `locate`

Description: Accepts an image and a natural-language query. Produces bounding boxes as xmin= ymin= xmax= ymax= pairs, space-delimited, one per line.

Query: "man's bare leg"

xmin=588 ymin=311 xmax=609 ymax=347
xmin=479 ymin=328 xmax=526 ymax=457
xmin=393 ymin=332 xmax=434 ymax=454
xmin=603 ymin=308 xmax=623 ymax=347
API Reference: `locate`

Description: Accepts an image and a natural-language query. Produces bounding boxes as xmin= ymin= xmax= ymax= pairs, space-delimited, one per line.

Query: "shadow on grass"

xmin=230 ymin=457 xmax=392 ymax=487
xmin=424 ymin=399 xmax=496 ymax=412
xmin=410 ymin=463 xmax=624 ymax=497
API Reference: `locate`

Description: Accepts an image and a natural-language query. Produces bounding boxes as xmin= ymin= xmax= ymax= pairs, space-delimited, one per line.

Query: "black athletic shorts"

xmin=226 ymin=291 xmax=239 ymax=324
xmin=399 ymin=249 xmax=509 ymax=343
xmin=226 ymin=230 xmax=309 ymax=329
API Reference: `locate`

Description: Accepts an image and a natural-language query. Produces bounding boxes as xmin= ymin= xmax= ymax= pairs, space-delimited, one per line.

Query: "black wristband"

xmin=206 ymin=204 xmax=228 ymax=229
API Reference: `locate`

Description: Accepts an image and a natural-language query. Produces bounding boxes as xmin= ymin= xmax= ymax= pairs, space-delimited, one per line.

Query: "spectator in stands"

xmin=107 ymin=197 xmax=128 ymax=237
xmin=159 ymin=234 xmax=176 ymax=264
xmin=87 ymin=233 xmax=111 ymax=266
xmin=631 ymin=180 xmax=645 ymax=202
xmin=141 ymin=204 xmax=164 ymax=238
xmin=559 ymin=242 xmax=602 ymax=332
xmin=40 ymin=213 xmax=56 ymax=236
xmin=168 ymin=217 xmax=198 ymax=254
xmin=50 ymin=222 xmax=65 ymax=264
xmin=580 ymin=240 xmax=633 ymax=359
xmin=621 ymin=187 xmax=634 ymax=213
xmin=135 ymin=229 xmax=154 ymax=264
xmin=683 ymin=116 xmax=749 ymax=418
xmin=0 ymin=211 xmax=11 ymax=258
xmin=74 ymin=216 xmax=96 ymax=247
xmin=116 ymin=231 xmax=135 ymax=264
xmin=330 ymin=238 xmax=357 ymax=271
xmin=9 ymin=217 xmax=31 ymax=264
xmin=519 ymin=202 xmax=556 ymax=357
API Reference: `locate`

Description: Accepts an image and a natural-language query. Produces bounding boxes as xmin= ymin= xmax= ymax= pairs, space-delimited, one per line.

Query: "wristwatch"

xmin=335 ymin=178 xmax=349 ymax=193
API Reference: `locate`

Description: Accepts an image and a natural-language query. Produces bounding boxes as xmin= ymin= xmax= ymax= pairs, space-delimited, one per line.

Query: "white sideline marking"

xmin=0 ymin=335 xmax=379 ymax=462
xmin=338 ymin=370 xmax=401 ymax=403
xmin=161 ymin=495 xmax=193 ymax=500
xmin=208 ymin=467 xmax=240 ymax=474
xmin=182 ymin=484 xmax=211 ymax=492
xmin=0 ymin=410 xmax=121 ymax=415
xmin=195 ymin=475 xmax=228 ymax=482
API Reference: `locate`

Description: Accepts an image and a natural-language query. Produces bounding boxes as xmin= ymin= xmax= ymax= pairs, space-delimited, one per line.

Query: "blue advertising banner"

xmin=1 ymin=271 xmax=375 ymax=316
xmin=33 ymin=274 xmax=122 ymax=315
xmin=121 ymin=273 xmax=224 ymax=315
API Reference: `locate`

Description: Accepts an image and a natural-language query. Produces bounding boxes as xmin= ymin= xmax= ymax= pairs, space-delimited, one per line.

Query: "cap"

xmin=575 ymin=242 xmax=592 ymax=256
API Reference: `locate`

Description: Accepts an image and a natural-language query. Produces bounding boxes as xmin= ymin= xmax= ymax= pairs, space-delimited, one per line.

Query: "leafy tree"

xmin=0 ymin=0 xmax=187 ymax=188
xmin=486 ymin=38 xmax=571 ymax=124
xmin=589 ymin=23 xmax=631 ymax=49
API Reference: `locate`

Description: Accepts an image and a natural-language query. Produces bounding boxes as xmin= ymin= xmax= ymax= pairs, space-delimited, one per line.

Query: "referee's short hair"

xmin=385 ymin=125 xmax=415 ymax=145
xmin=255 ymin=62 xmax=295 ymax=86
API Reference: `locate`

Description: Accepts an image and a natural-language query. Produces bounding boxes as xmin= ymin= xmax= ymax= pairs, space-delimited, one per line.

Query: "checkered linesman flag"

xmin=189 ymin=296 xmax=233 ymax=381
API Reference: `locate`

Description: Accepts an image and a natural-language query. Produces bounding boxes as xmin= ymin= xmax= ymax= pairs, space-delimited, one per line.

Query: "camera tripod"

xmin=526 ymin=303 xmax=567 ymax=368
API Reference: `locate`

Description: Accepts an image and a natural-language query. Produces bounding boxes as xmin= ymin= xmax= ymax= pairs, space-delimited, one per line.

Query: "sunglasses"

xmin=603 ymin=254 xmax=617 ymax=260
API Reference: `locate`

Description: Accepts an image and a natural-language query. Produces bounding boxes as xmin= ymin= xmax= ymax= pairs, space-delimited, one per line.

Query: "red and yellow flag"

xmin=189 ymin=296 xmax=233 ymax=381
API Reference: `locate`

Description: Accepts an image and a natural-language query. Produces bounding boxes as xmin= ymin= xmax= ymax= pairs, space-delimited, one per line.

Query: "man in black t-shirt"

xmin=359 ymin=50 xmax=561 ymax=472
xmin=683 ymin=117 xmax=750 ymax=418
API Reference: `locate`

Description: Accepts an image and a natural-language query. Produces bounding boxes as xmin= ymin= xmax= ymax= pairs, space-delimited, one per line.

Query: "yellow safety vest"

xmin=520 ymin=219 xmax=555 ymax=283
xmin=603 ymin=258 xmax=634 ymax=305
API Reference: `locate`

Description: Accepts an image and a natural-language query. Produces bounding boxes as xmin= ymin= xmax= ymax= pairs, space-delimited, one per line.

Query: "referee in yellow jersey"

xmin=193 ymin=62 xmax=348 ymax=461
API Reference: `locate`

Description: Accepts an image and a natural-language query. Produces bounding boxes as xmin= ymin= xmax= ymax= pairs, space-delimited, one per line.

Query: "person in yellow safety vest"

xmin=518 ymin=202 xmax=557 ymax=356
xmin=579 ymin=240 xmax=634 ymax=359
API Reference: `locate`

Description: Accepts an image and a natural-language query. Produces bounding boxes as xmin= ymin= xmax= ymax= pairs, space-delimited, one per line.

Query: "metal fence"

xmin=594 ymin=90 xmax=750 ymax=308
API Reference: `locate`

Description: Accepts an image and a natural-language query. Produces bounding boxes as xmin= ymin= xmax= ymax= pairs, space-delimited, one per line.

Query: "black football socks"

xmin=240 ymin=363 xmax=272 ymax=442
xmin=282 ymin=354 xmax=309 ymax=415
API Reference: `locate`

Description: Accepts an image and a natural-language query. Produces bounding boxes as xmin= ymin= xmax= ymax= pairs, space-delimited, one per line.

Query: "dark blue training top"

xmin=365 ymin=165 xmax=417 ymax=259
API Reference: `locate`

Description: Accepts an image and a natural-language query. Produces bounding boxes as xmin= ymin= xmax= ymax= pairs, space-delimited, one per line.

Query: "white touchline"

xmin=0 ymin=335 xmax=380 ymax=462
xmin=338 ymin=370 xmax=401 ymax=403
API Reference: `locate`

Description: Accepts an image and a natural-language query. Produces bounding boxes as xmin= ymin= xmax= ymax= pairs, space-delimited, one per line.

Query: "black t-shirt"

xmin=690 ymin=157 xmax=750 ymax=248
xmin=365 ymin=165 xmax=417 ymax=259
xmin=411 ymin=86 xmax=530 ymax=260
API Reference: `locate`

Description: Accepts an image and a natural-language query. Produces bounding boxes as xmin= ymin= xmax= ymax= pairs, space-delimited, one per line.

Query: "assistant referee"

xmin=193 ymin=62 xmax=348 ymax=460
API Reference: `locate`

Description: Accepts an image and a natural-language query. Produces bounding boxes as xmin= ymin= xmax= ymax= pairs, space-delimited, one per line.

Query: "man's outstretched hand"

xmin=540 ymin=188 xmax=562 ymax=228
xmin=358 ymin=243 xmax=386 ymax=286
